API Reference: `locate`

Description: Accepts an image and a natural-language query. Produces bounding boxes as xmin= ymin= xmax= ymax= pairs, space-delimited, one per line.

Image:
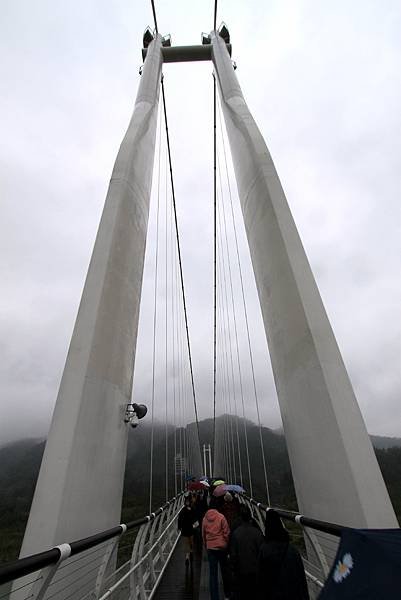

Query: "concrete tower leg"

xmin=211 ymin=31 xmax=397 ymax=533
xmin=20 ymin=34 xmax=163 ymax=558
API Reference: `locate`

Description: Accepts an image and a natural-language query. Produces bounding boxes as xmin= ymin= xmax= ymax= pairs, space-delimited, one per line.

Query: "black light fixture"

xmin=143 ymin=27 xmax=154 ymax=48
xmin=133 ymin=403 xmax=148 ymax=419
xmin=218 ymin=23 xmax=230 ymax=44
xmin=202 ymin=32 xmax=211 ymax=45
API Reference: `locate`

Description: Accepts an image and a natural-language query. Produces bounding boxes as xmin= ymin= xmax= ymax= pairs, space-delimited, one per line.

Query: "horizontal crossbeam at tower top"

xmin=141 ymin=24 xmax=232 ymax=62
xmin=142 ymin=43 xmax=232 ymax=62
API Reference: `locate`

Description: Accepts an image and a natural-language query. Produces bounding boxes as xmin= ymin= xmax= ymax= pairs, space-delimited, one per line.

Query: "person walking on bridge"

xmin=258 ymin=509 xmax=309 ymax=600
xmin=229 ymin=505 xmax=263 ymax=599
xmin=178 ymin=494 xmax=198 ymax=566
xmin=220 ymin=492 xmax=240 ymax=529
xmin=202 ymin=498 xmax=231 ymax=600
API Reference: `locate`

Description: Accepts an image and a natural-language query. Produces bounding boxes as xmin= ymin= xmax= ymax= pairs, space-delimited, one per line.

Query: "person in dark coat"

xmin=220 ymin=492 xmax=240 ymax=529
xmin=194 ymin=490 xmax=208 ymax=525
xmin=229 ymin=505 xmax=264 ymax=599
xmin=178 ymin=494 xmax=198 ymax=566
xmin=258 ymin=509 xmax=309 ymax=600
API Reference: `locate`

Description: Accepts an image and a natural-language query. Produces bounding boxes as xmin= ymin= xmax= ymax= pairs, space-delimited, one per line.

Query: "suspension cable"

xmin=214 ymin=113 xmax=252 ymax=494
xmin=217 ymin=100 xmax=271 ymax=504
xmin=160 ymin=81 xmax=202 ymax=464
xmin=217 ymin=205 xmax=242 ymax=485
xmin=218 ymin=294 xmax=235 ymax=484
xmin=164 ymin=151 xmax=169 ymax=503
xmin=213 ymin=74 xmax=217 ymax=470
xmin=216 ymin=152 xmax=243 ymax=485
xmin=174 ymin=231 xmax=185 ymax=488
xmin=213 ymin=0 xmax=218 ymax=31
xmin=216 ymin=201 xmax=238 ymax=483
xmin=216 ymin=268 xmax=230 ymax=480
xmin=150 ymin=0 xmax=202 ymax=477
xmin=170 ymin=193 xmax=178 ymax=495
xmin=149 ymin=101 xmax=163 ymax=514
xmin=150 ymin=0 xmax=159 ymax=34
xmin=217 ymin=213 xmax=235 ymax=483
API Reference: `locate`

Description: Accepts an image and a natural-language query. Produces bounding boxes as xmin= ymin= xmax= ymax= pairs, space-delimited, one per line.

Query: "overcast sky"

xmin=1 ymin=0 xmax=400 ymax=446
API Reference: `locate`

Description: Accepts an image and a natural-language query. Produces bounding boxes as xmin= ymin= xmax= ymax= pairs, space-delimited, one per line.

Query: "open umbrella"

xmin=188 ymin=481 xmax=204 ymax=491
xmin=213 ymin=484 xmax=228 ymax=497
xmin=225 ymin=484 xmax=245 ymax=494
xmin=212 ymin=479 xmax=225 ymax=487
xmin=200 ymin=480 xmax=210 ymax=487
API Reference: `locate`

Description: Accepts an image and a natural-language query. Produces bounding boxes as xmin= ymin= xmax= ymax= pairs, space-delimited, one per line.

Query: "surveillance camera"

xmin=124 ymin=403 xmax=147 ymax=429
xmin=130 ymin=413 xmax=139 ymax=428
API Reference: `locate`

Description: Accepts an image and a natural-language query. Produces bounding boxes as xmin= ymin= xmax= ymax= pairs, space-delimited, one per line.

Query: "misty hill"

xmin=370 ymin=435 xmax=401 ymax=449
xmin=0 ymin=418 xmax=400 ymax=563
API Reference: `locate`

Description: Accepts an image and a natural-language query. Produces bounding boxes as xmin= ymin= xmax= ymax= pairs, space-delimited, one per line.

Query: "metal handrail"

xmin=1 ymin=492 xmax=348 ymax=592
xmin=98 ymin=507 xmax=181 ymax=599
xmin=0 ymin=493 xmax=183 ymax=587
xmin=245 ymin=496 xmax=346 ymax=537
xmin=240 ymin=495 xmax=352 ymax=592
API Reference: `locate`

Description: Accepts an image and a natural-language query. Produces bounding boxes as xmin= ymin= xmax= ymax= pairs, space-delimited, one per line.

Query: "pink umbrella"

xmin=213 ymin=484 xmax=228 ymax=497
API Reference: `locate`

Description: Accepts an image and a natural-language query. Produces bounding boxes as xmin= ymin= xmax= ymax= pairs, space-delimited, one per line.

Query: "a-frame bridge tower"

xmin=12 ymin=20 xmax=397 ymax=600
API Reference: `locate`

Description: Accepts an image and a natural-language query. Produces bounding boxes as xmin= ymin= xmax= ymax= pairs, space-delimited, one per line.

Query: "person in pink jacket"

xmin=202 ymin=499 xmax=231 ymax=600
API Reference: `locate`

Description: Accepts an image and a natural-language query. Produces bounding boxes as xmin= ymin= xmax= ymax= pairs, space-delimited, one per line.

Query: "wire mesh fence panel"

xmin=303 ymin=558 xmax=325 ymax=600
xmin=46 ymin=543 xmax=109 ymax=600
xmin=1 ymin=571 xmax=42 ymax=600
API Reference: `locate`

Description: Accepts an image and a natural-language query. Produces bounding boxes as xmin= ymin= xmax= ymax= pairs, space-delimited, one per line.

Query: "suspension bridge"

xmin=0 ymin=2 xmax=399 ymax=599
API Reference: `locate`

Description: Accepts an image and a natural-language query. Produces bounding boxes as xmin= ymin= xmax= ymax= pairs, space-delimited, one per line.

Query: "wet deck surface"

xmin=153 ymin=535 xmax=203 ymax=600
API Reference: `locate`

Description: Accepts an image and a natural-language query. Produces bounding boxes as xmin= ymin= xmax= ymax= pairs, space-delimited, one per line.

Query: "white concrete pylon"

xmin=211 ymin=30 xmax=397 ymax=530
xmin=19 ymin=33 xmax=163 ymax=559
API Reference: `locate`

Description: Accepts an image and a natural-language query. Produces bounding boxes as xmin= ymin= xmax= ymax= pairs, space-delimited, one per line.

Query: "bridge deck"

xmin=153 ymin=535 xmax=203 ymax=600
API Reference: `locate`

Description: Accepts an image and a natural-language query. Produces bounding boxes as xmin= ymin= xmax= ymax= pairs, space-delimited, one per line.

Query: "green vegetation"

xmin=374 ymin=446 xmax=401 ymax=521
xmin=0 ymin=418 xmax=399 ymax=564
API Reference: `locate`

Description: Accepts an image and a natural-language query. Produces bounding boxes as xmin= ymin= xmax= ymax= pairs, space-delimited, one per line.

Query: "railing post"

xmin=159 ymin=504 xmax=172 ymax=558
xmin=248 ymin=500 xmax=265 ymax=532
xmin=94 ymin=527 xmax=126 ymax=599
xmin=29 ymin=544 xmax=71 ymax=600
xmin=295 ymin=517 xmax=330 ymax=578
xmin=165 ymin=499 xmax=178 ymax=551
xmin=146 ymin=515 xmax=160 ymax=588
xmin=165 ymin=497 xmax=181 ymax=555
xmin=130 ymin=520 xmax=151 ymax=600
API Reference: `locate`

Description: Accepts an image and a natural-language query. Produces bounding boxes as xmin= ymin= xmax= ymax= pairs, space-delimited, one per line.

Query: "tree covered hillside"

xmin=0 ymin=418 xmax=400 ymax=563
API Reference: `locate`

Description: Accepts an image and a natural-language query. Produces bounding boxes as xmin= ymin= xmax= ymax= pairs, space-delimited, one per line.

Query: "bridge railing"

xmin=1 ymin=492 xmax=351 ymax=600
xmin=0 ymin=494 xmax=184 ymax=600
xmin=242 ymin=496 xmax=345 ymax=598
